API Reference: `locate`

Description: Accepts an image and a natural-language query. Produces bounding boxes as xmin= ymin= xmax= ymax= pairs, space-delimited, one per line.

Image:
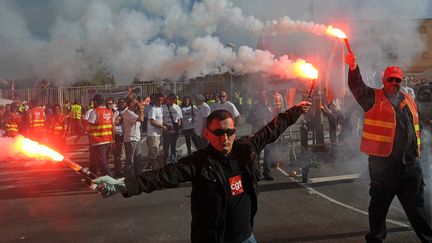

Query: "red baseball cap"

xmin=383 ymin=66 xmax=403 ymax=79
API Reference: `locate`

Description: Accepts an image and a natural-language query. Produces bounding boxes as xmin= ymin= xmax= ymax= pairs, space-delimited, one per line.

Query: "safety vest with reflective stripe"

xmin=29 ymin=107 xmax=45 ymax=133
xmin=70 ymin=104 xmax=82 ymax=120
xmin=360 ymin=89 xmax=421 ymax=157
xmin=89 ymin=107 xmax=113 ymax=146
xmin=4 ymin=112 xmax=21 ymax=137
xmin=50 ymin=114 xmax=66 ymax=135
xmin=207 ymin=99 xmax=216 ymax=106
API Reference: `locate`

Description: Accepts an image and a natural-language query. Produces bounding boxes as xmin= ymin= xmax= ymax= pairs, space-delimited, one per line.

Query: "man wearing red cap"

xmin=346 ymin=53 xmax=432 ymax=242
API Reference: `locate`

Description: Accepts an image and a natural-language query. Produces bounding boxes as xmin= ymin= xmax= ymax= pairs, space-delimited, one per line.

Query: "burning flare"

xmin=14 ymin=135 xmax=64 ymax=161
xmin=326 ymin=25 xmax=347 ymax=39
xmin=326 ymin=25 xmax=353 ymax=54
xmin=296 ymin=61 xmax=318 ymax=80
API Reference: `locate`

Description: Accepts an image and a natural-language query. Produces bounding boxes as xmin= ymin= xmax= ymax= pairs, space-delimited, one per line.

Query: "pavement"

xmin=0 ymin=120 xmax=430 ymax=242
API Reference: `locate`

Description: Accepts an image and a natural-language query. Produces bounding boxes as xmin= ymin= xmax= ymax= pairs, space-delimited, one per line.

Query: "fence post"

xmin=58 ymin=87 xmax=63 ymax=105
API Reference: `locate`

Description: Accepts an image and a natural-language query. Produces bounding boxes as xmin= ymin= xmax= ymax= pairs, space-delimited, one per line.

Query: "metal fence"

xmin=0 ymin=78 xmax=231 ymax=105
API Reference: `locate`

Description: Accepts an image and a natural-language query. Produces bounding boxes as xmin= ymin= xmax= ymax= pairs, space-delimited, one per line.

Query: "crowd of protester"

xmin=0 ymin=87 xmax=365 ymax=180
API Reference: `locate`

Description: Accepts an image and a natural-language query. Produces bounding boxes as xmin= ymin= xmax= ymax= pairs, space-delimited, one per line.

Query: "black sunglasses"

xmin=386 ymin=77 xmax=402 ymax=83
xmin=210 ymin=128 xmax=236 ymax=137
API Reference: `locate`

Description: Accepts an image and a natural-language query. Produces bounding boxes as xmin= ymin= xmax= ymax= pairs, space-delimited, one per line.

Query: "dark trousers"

xmin=263 ymin=143 xmax=274 ymax=177
xmin=163 ymin=131 xmax=179 ymax=163
xmin=113 ymin=134 xmax=124 ymax=176
xmin=89 ymin=143 xmax=111 ymax=176
xmin=124 ymin=141 xmax=142 ymax=177
xmin=183 ymin=128 xmax=200 ymax=155
xmin=366 ymin=159 xmax=432 ymax=243
xmin=70 ymin=119 xmax=82 ymax=136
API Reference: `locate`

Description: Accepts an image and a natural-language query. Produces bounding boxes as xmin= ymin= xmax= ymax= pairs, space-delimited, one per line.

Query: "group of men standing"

xmin=2 ymin=99 xmax=69 ymax=153
xmin=86 ymin=92 xmax=215 ymax=179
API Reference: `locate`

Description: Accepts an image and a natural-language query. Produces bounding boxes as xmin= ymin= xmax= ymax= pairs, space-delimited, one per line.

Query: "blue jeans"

xmin=242 ymin=233 xmax=257 ymax=243
xmin=163 ymin=131 xmax=179 ymax=163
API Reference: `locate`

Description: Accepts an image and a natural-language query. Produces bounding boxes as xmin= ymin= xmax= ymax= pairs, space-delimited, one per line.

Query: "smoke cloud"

xmin=0 ymin=0 xmax=429 ymax=84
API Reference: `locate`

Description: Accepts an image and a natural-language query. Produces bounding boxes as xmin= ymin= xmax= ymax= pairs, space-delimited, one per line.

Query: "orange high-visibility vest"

xmin=50 ymin=114 xmax=66 ymax=135
xmin=360 ymin=89 xmax=421 ymax=157
xmin=4 ymin=112 xmax=21 ymax=137
xmin=89 ymin=107 xmax=113 ymax=146
xmin=29 ymin=107 xmax=45 ymax=133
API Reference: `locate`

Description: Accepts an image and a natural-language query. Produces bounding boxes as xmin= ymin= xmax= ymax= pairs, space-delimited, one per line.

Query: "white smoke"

xmin=0 ymin=0 xmax=429 ymax=84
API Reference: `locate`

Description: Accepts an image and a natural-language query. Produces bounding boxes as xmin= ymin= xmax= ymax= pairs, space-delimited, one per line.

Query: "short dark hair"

xmin=154 ymin=93 xmax=164 ymax=99
xmin=106 ymin=97 xmax=114 ymax=103
xmin=93 ymin=94 xmax=104 ymax=105
xmin=206 ymin=110 xmax=235 ymax=128
xmin=182 ymin=96 xmax=191 ymax=107
xmin=126 ymin=97 xmax=136 ymax=106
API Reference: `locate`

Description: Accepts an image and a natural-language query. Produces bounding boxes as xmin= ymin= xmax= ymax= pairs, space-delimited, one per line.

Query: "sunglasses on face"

xmin=386 ymin=77 xmax=402 ymax=83
xmin=209 ymin=128 xmax=236 ymax=137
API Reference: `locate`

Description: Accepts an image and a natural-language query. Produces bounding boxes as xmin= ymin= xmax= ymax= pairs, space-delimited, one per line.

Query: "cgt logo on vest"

xmin=103 ymin=113 xmax=111 ymax=121
xmin=229 ymin=175 xmax=244 ymax=196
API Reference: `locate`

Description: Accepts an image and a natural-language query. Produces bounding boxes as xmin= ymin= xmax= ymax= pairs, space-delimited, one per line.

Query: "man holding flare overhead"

xmin=346 ymin=51 xmax=432 ymax=242
xmin=91 ymin=98 xmax=311 ymax=243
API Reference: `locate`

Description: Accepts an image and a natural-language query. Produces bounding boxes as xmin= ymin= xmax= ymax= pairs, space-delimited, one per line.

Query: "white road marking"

xmin=309 ymin=174 xmax=361 ymax=183
xmin=276 ymin=167 xmax=410 ymax=228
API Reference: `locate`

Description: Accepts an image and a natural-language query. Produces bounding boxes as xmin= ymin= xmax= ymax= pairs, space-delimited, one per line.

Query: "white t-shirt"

xmin=114 ymin=110 xmax=123 ymax=136
xmin=162 ymin=104 xmax=183 ymax=128
xmin=194 ymin=102 xmax=211 ymax=136
xmin=147 ymin=106 xmax=164 ymax=136
xmin=84 ymin=108 xmax=94 ymax=122
xmin=121 ymin=109 xmax=141 ymax=142
xmin=211 ymin=101 xmax=240 ymax=118
xmin=181 ymin=105 xmax=197 ymax=130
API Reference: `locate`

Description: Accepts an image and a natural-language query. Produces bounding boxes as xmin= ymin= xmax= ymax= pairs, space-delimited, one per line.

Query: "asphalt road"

xmin=0 ymin=122 xmax=430 ymax=243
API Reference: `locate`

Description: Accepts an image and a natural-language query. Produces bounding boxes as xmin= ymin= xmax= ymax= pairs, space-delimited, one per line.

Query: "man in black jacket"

xmin=92 ymin=101 xmax=311 ymax=243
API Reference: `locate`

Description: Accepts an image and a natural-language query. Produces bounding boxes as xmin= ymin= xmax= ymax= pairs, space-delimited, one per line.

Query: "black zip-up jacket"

xmin=123 ymin=105 xmax=304 ymax=243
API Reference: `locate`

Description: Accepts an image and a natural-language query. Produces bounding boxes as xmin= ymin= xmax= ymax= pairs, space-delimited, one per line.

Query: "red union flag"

xmin=229 ymin=175 xmax=244 ymax=196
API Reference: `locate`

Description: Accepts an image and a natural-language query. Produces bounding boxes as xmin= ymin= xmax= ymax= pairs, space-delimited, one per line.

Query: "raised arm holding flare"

xmin=92 ymin=100 xmax=311 ymax=243
xmin=346 ymin=52 xmax=432 ymax=243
